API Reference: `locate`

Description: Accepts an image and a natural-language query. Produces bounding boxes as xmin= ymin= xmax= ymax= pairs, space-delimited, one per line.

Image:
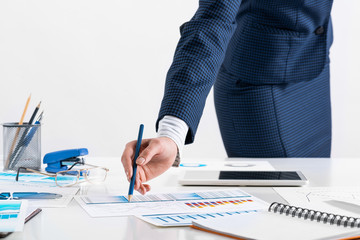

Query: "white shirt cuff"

xmin=157 ymin=115 xmax=188 ymax=157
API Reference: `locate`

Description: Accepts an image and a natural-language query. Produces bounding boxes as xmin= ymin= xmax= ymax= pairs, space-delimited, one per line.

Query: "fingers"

xmin=122 ymin=138 xmax=159 ymax=196
xmin=133 ymin=166 xmax=151 ymax=195
xmin=138 ymin=184 xmax=151 ymax=195
xmin=121 ymin=141 xmax=136 ymax=180
xmin=136 ymin=139 xmax=162 ymax=166
xmin=135 ymin=169 xmax=141 ymax=190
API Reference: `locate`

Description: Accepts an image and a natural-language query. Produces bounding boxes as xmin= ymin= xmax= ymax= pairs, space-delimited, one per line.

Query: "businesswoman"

xmin=122 ymin=0 xmax=334 ymax=194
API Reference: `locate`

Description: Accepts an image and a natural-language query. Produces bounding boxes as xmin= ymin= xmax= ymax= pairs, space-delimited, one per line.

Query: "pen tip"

xmin=37 ymin=101 xmax=41 ymax=107
xmin=128 ymin=195 xmax=132 ymax=202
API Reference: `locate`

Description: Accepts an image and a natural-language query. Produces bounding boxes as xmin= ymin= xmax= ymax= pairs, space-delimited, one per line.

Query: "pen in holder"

xmin=3 ymin=122 xmax=41 ymax=171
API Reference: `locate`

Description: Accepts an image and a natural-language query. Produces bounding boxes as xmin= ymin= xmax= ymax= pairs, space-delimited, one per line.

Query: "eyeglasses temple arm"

xmin=16 ymin=167 xmax=56 ymax=181
xmin=84 ymin=163 xmax=109 ymax=171
xmin=16 ymin=167 xmax=27 ymax=181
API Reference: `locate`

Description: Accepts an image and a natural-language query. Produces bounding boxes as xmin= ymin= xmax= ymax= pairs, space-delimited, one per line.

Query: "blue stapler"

xmin=43 ymin=148 xmax=88 ymax=173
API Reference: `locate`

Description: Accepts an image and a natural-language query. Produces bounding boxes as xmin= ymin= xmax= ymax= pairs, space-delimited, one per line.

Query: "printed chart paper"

xmin=82 ymin=189 xmax=251 ymax=203
xmin=0 ymin=183 xmax=79 ymax=208
xmin=75 ymin=189 xmax=268 ymax=218
xmin=138 ymin=210 xmax=258 ymax=227
xmin=0 ymin=200 xmax=28 ymax=232
xmin=0 ymin=172 xmax=83 ymax=187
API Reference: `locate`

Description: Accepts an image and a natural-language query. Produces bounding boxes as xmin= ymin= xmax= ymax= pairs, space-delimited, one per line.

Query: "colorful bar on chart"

xmin=184 ymin=199 xmax=254 ymax=208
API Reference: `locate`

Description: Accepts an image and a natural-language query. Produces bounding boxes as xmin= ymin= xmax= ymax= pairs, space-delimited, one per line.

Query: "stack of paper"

xmin=75 ymin=188 xmax=269 ymax=226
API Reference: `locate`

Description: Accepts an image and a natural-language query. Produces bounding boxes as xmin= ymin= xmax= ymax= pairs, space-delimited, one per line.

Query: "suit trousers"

xmin=214 ymin=64 xmax=332 ymax=158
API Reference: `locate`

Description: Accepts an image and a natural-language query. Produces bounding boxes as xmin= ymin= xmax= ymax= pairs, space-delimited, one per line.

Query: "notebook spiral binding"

xmin=269 ymin=202 xmax=360 ymax=228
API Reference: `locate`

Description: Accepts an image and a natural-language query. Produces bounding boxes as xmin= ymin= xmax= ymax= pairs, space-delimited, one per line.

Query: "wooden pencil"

xmin=4 ymin=94 xmax=31 ymax=169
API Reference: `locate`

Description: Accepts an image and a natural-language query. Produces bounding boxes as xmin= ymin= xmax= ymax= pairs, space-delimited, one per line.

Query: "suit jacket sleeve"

xmin=156 ymin=0 xmax=242 ymax=144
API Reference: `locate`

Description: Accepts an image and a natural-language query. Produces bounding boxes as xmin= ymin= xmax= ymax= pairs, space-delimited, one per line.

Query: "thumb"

xmin=136 ymin=140 xmax=161 ymax=166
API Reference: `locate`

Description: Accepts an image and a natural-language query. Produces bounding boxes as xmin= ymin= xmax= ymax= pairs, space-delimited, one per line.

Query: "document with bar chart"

xmin=75 ymin=189 xmax=268 ymax=218
xmin=138 ymin=210 xmax=259 ymax=227
xmin=0 ymin=200 xmax=28 ymax=232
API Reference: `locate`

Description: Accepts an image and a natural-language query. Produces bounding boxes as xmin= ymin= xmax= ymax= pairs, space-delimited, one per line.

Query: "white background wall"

xmin=0 ymin=0 xmax=359 ymax=160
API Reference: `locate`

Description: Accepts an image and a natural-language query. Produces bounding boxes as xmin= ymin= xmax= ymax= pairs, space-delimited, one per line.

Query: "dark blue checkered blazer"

xmin=157 ymin=0 xmax=334 ymax=157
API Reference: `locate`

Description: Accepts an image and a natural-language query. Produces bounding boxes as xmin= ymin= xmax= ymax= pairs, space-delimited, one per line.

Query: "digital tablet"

xmin=179 ymin=170 xmax=308 ymax=186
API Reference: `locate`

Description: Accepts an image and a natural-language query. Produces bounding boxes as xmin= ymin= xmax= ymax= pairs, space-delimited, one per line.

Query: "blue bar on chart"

xmin=83 ymin=189 xmax=251 ymax=204
xmin=0 ymin=200 xmax=27 ymax=232
xmin=139 ymin=210 xmax=258 ymax=227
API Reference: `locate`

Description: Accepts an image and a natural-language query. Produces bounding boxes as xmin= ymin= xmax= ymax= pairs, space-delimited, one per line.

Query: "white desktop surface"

xmin=6 ymin=157 xmax=360 ymax=240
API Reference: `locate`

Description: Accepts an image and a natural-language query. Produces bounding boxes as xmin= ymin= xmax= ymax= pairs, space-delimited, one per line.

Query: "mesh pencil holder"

xmin=3 ymin=122 xmax=41 ymax=171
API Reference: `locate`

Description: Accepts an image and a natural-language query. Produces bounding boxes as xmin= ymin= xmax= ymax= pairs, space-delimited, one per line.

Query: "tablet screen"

xmin=219 ymin=171 xmax=302 ymax=180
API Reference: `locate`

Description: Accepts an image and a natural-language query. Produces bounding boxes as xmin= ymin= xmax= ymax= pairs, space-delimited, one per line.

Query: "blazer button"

xmin=315 ymin=26 xmax=325 ymax=35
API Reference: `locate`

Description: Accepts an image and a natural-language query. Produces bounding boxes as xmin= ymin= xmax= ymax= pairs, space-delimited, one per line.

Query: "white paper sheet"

xmin=275 ymin=187 xmax=360 ymax=203
xmin=274 ymin=187 xmax=360 ymax=218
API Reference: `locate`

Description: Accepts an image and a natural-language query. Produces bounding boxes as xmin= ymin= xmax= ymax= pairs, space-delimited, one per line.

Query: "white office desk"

xmin=6 ymin=157 xmax=360 ymax=240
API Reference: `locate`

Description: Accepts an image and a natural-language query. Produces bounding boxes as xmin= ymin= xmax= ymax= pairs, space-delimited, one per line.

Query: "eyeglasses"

xmin=16 ymin=163 xmax=109 ymax=187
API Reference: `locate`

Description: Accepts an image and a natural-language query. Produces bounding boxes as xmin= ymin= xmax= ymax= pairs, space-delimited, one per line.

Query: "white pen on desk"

xmin=180 ymin=163 xmax=207 ymax=167
xmin=224 ymin=163 xmax=256 ymax=167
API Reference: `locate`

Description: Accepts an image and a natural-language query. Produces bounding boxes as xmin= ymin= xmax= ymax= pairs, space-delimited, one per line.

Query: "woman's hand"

xmin=121 ymin=137 xmax=178 ymax=195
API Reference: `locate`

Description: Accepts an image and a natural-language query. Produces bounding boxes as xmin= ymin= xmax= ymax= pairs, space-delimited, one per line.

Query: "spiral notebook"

xmin=192 ymin=202 xmax=360 ymax=240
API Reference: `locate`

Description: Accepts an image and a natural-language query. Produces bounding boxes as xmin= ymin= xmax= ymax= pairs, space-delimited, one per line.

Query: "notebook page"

xmin=192 ymin=211 xmax=360 ymax=240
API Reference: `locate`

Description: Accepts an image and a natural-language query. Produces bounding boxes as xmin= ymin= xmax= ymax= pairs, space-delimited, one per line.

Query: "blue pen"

xmin=128 ymin=124 xmax=144 ymax=202
xmin=0 ymin=192 xmax=62 ymax=200
xmin=24 ymin=121 xmax=40 ymax=146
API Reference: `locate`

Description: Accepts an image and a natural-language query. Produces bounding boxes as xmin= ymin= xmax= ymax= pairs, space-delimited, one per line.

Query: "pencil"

xmin=4 ymin=94 xmax=31 ymax=168
xmin=28 ymin=101 xmax=41 ymax=124
xmin=25 ymin=208 xmax=42 ymax=223
xmin=19 ymin=94 xmax=32 ymax=125
xmin=128 ymin=124 xmax=144 ymax=202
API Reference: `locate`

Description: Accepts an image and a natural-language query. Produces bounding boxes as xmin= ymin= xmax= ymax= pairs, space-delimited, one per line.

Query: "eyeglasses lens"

xmin=55 ymin=172 xmax=79 ymax=187
xmin=85 ymin=168 xmax=107 ymax=183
